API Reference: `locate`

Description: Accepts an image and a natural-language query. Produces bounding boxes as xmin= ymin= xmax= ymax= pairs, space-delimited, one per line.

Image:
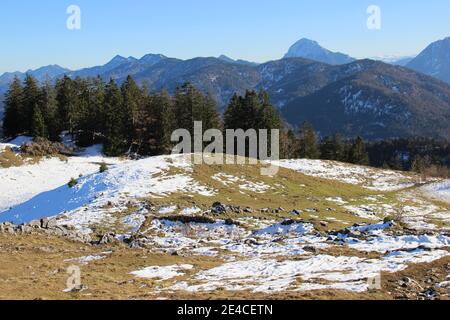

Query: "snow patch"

xmin=131 ymin=264 xmax=193 ymax=281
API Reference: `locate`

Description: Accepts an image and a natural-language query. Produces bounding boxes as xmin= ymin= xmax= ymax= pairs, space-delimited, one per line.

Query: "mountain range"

xmin=1 ymin=37 xmax=450 ymax=140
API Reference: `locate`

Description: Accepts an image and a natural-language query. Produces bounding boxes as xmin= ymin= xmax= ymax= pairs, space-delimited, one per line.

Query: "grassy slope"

xmin=143 ymin=161 xmax=396 ymax=231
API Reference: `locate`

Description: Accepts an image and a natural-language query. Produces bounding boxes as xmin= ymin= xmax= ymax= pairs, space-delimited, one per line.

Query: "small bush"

xmin=21 ymin=137 xmax=74 ymax=157
xmin=68 ymin=177 xmax=78 ymax=188
xmin=99 ymin=162 xmax=108 ymax=173
xmin=0 ymin=147 xmax=24 ymax=168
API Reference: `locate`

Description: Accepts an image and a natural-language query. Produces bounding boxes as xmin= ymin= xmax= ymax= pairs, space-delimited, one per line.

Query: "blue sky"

xmin=0 ymin=0 xmax=449 ymax=74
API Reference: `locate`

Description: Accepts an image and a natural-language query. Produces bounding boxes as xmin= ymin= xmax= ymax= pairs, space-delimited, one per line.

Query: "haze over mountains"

xmin=1 ymin=37 xmax=450 ymax=140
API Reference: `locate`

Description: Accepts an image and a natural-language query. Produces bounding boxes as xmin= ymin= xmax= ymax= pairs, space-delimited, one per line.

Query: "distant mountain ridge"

xmin=2 ymin=38 xmax=450 ymax=140
xmin=407 ymin=37 xmax=450 ymax=84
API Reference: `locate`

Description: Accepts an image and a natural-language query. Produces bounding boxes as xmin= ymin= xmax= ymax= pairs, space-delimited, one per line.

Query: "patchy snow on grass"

xmin=211 ymin=173 xmax=240 ymax=186
xmin=158 ymin=206 xmax=177 ymax=214
xmin=326 ymin=197 xmax=348 ymax=205
xmin=131 ymin=264 xmax=193 ymax=281
xmin=64 ymin=255 xmax=106 ymax=265
xmin=337 ymin=226 xmax=450 ymax=253
xmin=344 ymin=205 xmax=379 ymax=220
xmin=149 ymin=218 xmax=246 ymax=240
xmin=352 ymin=221 xmax=393 ymax=233
xmin=239 ymin=182 xmax=270 ymax=193
xmin=272 ymin=159 xmax=414 ymax=191
xmin=169 ymin=246 xmax=449 ymax=294
xmin=180 ymin=207 xmax=202 ymax=215
xmin=254 ymin=222 xmax=314 ymax=236
xmin=122 ymin=213 xmax=146 ymax=232
xmin=421 ymin=180 xmax=450 ymax=204
xmin=212 ymin=173 xmax=270 ymax=193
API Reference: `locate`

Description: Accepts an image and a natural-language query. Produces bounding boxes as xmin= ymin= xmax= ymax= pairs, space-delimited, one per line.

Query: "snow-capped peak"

xmin=283 ymin=38 xmax=355 ymax=65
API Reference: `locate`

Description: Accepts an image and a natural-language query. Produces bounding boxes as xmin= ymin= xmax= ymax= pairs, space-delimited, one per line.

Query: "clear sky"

xmin=0 ymin=0 xmax=449 ymax=74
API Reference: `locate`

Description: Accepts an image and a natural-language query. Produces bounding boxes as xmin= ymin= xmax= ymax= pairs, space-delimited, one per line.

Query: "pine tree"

xmin=121 ymin=75 xmax=143 ymax=142
xmin=72 ymin=77 xmax=95 ymax=146
xmin=200 ymin=93 xmax=221 ymax=131
xmin=298 ymin=122 xmax=320 ymax=159
xmin=103 ymin=79 xmax=126 ymax=156
xmin=224 ymin=90 xmax=283 ymax=158
xmin=257 ymin=90 xmax=283 ymax=157
xmin=31 ymin=104 xmax=48 ymax=139
xmin=239 ymin=90 xmax=261 ymax=130
xmin=348 ymin=136 xmax=369 ymax=165
xmin=280 ymin=129 xmax=299 ymax=159
xmin=136 ymin=90 xmax=175 ymax=155
xmin=223 ymin=94 xmax=242 ymax=129
xmin=320 ymin=136 xmax=335 ymax=160
xmin=320 ymin=133 xmax=345 ymax=161
xmin=173 ymin=82 xmax=222 ymax=145
xmin=331 ymin=133 xmax=345 ymax=161
xmin=21 ymin=74 xmax=41 ymax=133
xmin=173 ymin=83 xmax=195 ymax=134
xmin=90 ymin=76 xmax=106 ymax=142
xmin=56 ymin=75 xmax=76 ymax=134
xmin=39 ymin=79 xmax=59 ymax=140
xmin=258 ymin=91 xmax=282 ymax=130
xmin=2 ymin=76 xmax=23 ymax=137
xmin=224 ymin=90 xmax=261 ymax=130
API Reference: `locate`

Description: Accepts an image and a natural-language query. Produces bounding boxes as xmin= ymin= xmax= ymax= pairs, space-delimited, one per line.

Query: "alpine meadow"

xmin=0 ymin=0 xmax=450 ymax=308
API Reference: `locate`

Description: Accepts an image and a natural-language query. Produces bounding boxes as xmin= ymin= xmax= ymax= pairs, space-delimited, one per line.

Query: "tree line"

xmin=2 ymin=74 xmax=283 ymax=157
xmin=2 ymin=73 xmax=449 ymax=176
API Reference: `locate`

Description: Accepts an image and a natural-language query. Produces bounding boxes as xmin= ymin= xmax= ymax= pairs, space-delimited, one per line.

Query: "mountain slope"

xmin=283 ymin=60 xmax=450 ymax=139
xmin=407 ymin=37 xmax=450 ymax=84
xmin=0 ymin=65 xmax=70 ymax=87
xmin=284 ymin=38 xmax=355 ymax=65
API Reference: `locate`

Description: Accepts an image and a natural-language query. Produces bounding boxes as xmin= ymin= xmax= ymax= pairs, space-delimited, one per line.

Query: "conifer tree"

xmin=39 ymin=79 xmax=59 ymax=140
xmin=200 ymin=93 xmax=221 ymax=131
xmin=90 ymin=76 xmax=106 ymax=141
xmin=280 ymin=129 xmax=299 ymax=159
xmin=224 ymin=90 xmax=283 ymax=158
xmin=71 ymin=77 xmax=94 ymax=146
xmin=320 ymin=136 xmax=335 ymax=160
xmin=136 ymin=90 xmax=175 ymax=155
xmin=2 ymin=76 xmax=23 ymax=137
xmin=331 ymin=133 xmax=345 ymax=161
xmin=31 ymin=104 xmax=48 ymax=139
xmin=298 ymin=122 xmax=320 ymax=159
xmin=173 ymin=82 xmax=221 ymax=141
xmin=103 ymin=79 xmax=126 ymax=156
xmin=121 ymin=75 xmax=143 ymax=142
xmin=223 ymin=94 xmax=243 ymax=129
xmin=348 ymin=136 xmax=369 ymax=165
xmin=320 ymin=133 xmax=345 ymax=161
xmin=22 ymin=74 xmax=40 ymax=133
xmin=56 ymin=75 xmax=76 ymax=134
xmin=258 ymin=91 xmax=282 ymax=130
